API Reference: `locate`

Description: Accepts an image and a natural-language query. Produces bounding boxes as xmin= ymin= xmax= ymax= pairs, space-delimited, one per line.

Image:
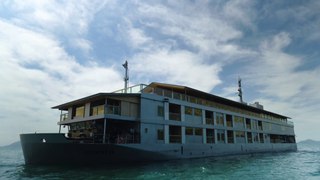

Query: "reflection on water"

xmin=0 ymin=144 xmax=319 ymax=180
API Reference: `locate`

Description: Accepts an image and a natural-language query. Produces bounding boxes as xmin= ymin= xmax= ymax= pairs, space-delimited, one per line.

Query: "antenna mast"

xmin=122 ymin=60 xmax=129 ymax=93
xmin=238 ymin=77 xmax=243 ymax=103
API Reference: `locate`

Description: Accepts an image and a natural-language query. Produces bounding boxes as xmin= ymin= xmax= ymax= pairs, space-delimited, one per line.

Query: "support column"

xmin=164 ymin=101 xmax=169 ymax=120
xmin=181 ymin=106 xmax=185 ymax=122
xmin=202 ymin=110 xmax=206 ymax=125
xmin=245 ymin=131 xmax=248 ymax=143
xmin=103 ymin=118 xmax=107 ymax=144
xmin=203 ymin=128 xmax=206 ymax=144
xmin=103 ymin=98 xmax=108 ymax=144
xmin=85 ymin=103 xmax=90 ymax=117
xmin=214 ymin=129 xmax=218 ymax=144
xmin=165 ymin=125 xmax=169 ymax=144
xmin=59 ymin=110 xmax=62 ymax=133
xmin=182 ymin=126 xmax=186 ymax=144
xmin=225 ymin=130 xmax=228 ymax=144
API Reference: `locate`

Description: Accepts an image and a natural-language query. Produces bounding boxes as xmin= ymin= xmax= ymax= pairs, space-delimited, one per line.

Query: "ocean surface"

xmin=0 ymin=142 xmax=319 ymax=180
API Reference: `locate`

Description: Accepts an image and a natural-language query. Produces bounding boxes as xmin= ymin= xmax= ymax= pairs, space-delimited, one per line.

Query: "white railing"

xmin=113 ymin=84 xmax=148 ymax=94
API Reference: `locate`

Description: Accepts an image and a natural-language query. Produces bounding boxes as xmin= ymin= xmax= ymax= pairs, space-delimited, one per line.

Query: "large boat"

xmin=20 ymin=68 xmax=297 ymax=165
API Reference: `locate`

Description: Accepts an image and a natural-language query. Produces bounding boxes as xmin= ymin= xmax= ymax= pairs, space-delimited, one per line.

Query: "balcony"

xmin=106 ymin=105 xmax=120 ymax=115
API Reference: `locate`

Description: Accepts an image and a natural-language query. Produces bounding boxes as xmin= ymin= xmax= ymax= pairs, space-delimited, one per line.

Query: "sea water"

xmin=0 ymin=143 xmax=319 ymax=180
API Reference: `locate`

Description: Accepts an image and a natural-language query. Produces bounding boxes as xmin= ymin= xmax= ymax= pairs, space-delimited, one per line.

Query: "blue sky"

xmin=0 ymin=0 xmax=320 ymax=145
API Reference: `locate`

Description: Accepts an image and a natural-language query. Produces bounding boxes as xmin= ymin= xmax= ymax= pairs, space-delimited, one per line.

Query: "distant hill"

xmin=0 ymin=141 xmax=21 ymax=150
xmin=298 ymin=139 xmax=320 ymax=144
xmin=298 ymin=139 xmax=320 ymax=151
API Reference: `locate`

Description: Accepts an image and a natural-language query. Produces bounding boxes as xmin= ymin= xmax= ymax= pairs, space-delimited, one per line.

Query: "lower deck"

xmin=20 ymin=133 xmax=297 ymax=165
xmin=65 ymin=119 xmax=296 ymax=147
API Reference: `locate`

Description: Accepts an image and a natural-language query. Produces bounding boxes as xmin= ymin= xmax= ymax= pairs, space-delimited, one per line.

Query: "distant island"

xmin=298 ymin=139 xmax=320 ymax=144
xmin=0 ymin=141 xmax=21 ymax=150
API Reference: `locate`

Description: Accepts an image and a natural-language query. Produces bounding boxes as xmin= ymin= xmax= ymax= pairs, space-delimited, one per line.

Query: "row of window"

xmin=158 ymin=104 xmax=265 ymax=130
xmin=72 ymin=99 xmax=121 ymax=118
xmin=156 ymin=126 xmax=278 ymax=144
xmin=151 ymin=87 xmax=288 ymax=122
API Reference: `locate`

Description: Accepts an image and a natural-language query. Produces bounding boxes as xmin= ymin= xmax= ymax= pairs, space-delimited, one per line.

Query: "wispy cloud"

xmin=0 ymin=0 xmax=320 ymax=145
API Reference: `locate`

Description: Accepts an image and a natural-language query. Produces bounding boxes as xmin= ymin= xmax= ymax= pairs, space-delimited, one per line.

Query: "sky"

xmin=0 ymin=0 xmax=320 ymax=146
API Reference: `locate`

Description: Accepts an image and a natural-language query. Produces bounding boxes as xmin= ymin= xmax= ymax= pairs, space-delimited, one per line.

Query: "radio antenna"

xmin=238 ymin=77 xmax=243 ymax=103
xmin=122 ymin=60 xmax=129 ymax=93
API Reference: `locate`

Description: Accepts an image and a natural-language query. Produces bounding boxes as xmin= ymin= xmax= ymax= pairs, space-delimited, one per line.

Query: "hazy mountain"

xmin=298 ymin=139 xmax=320 ymax=151
xmin=298 ymin=139 xmax=320 ymax=144
xmin=0 ymin=141 xmax=21 ymax=150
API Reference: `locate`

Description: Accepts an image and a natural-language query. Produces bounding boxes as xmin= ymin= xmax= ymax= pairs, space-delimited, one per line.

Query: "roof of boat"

xmin=52 ymin=82 xmax=290 ymax=119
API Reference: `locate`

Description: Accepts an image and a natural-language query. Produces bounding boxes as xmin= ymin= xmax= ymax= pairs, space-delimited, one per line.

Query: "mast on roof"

xmin=238 ymin=77 xmax=243 ymax=103
xmin=123 ymin=60 xmax=129 ymax=93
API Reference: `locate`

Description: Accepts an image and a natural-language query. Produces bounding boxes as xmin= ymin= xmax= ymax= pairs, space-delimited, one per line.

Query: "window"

xmin=247 ymin=132 xmax=253 ymax=143
xmin=90 ymin=100 xmax=105 ymax=116
xmin=206 ymin=129 xmax=214 ymax=144
xmin=217 ymin=129 xmax=225 ymax=143
xmin=186 ymin=127 xmax=193 ymax=135
xmin=227 ymin=130 xmax=234 ymax=143
xmin=216 ymin=112 xmax=224 ymax=126
xmin=235 ymin=131 xmax=245 ymax=138
xmin=195 ymin=128 xmax=202 ymax=136
xmin=157 ymin=106 xmax=164 ymax=116
xmin=234 ymin=116 xmax=244 ymax=124
xmin=75 ymin=106 xmax=85 ymax=118
xmin=259 ymin=133 xmax=264 ymax=143
xmin=194 ymin=108 xmax=202 ymax=117
xmin=246 ymin=118 xmax=251 ymax=129
xmin=205 ymin=110 xmax=214 ymax=125
xmin=106 ymin=99 xmax=120 ymax=115
xmin=169 ymin=126 xmax=181 ymax=143
xmin=253 ymin=133 xmax=259 ymax=143
xmin=157 ymin=129 xmax=164 ymax=140
xmin=91 ymin=105 xmax=104 ymax=116
xmin=185 ymin=106 xmax=193 ymax=115
xmin=258 ymin=121 xmax=263 ymax=130
xmin=169 ymin=103 xmax=181 ymax=121
xmin=226 ymin=114 xmax=233 ymax=127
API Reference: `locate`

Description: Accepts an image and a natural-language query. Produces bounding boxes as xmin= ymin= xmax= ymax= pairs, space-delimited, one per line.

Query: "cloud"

xmin=131 ymin=48 xmax=222 ymax=92
xmin=0 ymin=19 xmax=123 ymax=145
xmin=243 ymin=32 xmax=320 ymax=141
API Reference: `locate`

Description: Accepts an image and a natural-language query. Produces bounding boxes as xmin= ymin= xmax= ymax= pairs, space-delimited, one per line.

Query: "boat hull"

xmin=20 ymin=133 xmax=297 ymax=165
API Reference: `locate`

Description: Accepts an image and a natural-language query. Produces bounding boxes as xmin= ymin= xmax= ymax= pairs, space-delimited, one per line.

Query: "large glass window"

xmin=157 ymin=106 xmax=164 ymax=116
xmin=157 ymin=129 xmax=164 ymax=140
xmin=169 ymin=103 xmax=181 ymax=121
xmin=234 ymin=116 xmax=244 ymax=128
xmin=194 ymin=108 xmax=202 ymax=117
xmin=227 ymin=130 xmax=234 ymax=143
xmin=205 ymin=110 xmax=214 ymax=125
xmin=75 ymin=106 xmax=85 ymax=118
xmin=90 ymin=100 xmax=105 ymax=116
xmin=216 ymin=112 xmax=224 ymax=126
xmin=226 ymin=114 xmax=233 ymax=127
xmin=247 ymin=132 xmax=253 ymax=143
xmin=195 ymin=128 xmax=202 ymax=136
xmin=91 ymin=105 xmax=104 ymax=116
xmin=186 ymin=127 xmax=193 ymax=135
xmin=185 ymin=106 xmax=193 ymax=115
xmin=169 ymin=126 xmax=181 ymax=143
xmin=106 ymin=99 xmax=120 ymax=115
xmin=217 ymin=129 xmax=225 ymax=143
xmin=206 ymin=129 xmax=214 ymax=143
xmin=246 ymin=118 xmax=251 ymax=129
